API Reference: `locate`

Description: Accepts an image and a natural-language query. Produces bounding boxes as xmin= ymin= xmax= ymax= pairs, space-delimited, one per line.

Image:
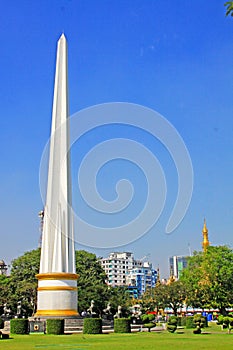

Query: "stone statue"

xmin=114 ymin=305 xmax=122 ymax=318
xmin=87 ymin=300 xmax=96 ymax=316
xmin=129 ymin=303 xmax=142 ymax=319
xmin=103 ymin=302 xmax=112 ymax=315
xmin=17 ymin=301 xmax=22 ymax=317
xmin=2 ymin=303 xmax=12 ymax=318
xmin=3 ymin=303 xmax=8 ymax=316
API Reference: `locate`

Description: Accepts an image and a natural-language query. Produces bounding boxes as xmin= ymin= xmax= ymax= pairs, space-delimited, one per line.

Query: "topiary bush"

xmin=193 ymin=327 xmax=202 ymax=334
xmin=217 ymin=316 xmax=233 ymax=334
xmin=46 ymin=319 xmax=64 ymax=335
xmin=114 ymin=318 xmax=131 ymax=333
xmin=217 ymin=315 xmax=224 ymax=325
xmin=10 ymin=319 xmax=29 ymax=334
xmin=186 ymin=316 xmax=195 ymax=329
xmin=193 ymin=314 xmax=206 ymax=334
xmin=167 ymin=316 xmax=178 ymax=333
xmin=83 ymin=318 xmax=102 ymax=334
xmin=0 ymin=318 xmax=4 ymax=329
xmin=141 ymin=314 xmax=156 ymax=332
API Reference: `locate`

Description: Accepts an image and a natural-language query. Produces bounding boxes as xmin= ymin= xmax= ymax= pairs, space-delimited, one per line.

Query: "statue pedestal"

xmin=34 ymin=272 xmax=79 ymax=318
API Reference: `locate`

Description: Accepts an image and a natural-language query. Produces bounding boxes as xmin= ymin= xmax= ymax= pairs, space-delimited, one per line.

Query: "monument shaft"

xmin=35 ymin=34 xmax=78 ymax=318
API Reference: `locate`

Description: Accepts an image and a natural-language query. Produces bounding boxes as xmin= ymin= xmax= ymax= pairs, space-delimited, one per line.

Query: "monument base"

xmin=35 ymin=272 xmax=79 ymax=318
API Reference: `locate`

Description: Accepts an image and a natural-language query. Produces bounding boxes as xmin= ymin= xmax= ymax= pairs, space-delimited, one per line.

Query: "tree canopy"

xmin=180 ymin=246 xmax=233 ymax=314
xmin=8 ymin=248 xmax=41 ymax=315
xmin=225 ymin=1 xmax=233 ymax=16
xmin=141 ymin=280 xmax=186 ymax=316
xmin=75 ymin=250 xmax=109 ymax=315
xmin=1 ymin=245 xmax=232 ymax=317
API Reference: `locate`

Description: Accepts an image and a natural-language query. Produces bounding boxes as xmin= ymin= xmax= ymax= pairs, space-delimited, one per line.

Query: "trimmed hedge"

xmin=10 ymin=319 xmax=29 ymax=334
xmin=0 ymin=319 xmax=4 ymax=329
xmin=177 ymin=317 xmax=186 ymax=327
xmin=46 ymin=319 xmax=64 ymax=335
xmin=186 ymin=316 xmax=195 ymax=329
xmin=83 ymin=318 xmax=102 ymax=334
xmin=114 ymin=318 xmax=131 ymax=333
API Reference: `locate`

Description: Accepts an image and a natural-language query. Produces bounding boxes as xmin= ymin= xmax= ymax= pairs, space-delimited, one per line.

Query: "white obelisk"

xmin=35 ymin=34 xmax=78 ymax=318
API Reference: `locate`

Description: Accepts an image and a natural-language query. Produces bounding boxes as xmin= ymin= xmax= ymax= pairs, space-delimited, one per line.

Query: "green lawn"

xmin=1 ymin=326 xmax=232 ymax=350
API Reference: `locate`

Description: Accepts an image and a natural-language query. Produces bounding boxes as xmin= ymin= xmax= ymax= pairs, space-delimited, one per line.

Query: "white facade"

xmin=101 ymin=252 xmax=135 ymax=286
xmin=100 ymin=252 xmax=156 ymax=296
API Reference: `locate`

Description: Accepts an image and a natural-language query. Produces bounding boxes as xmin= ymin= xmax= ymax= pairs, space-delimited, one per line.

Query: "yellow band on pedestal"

xmin=38 ymin=286 xmax=77 ymax=291
xmin=35 ymin=309 xmax=78 ymax=317
xmin=36 ymin=273 xmax=79 ymax=280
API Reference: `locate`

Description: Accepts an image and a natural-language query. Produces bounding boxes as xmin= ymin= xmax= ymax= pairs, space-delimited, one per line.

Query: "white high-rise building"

xmin=100 ymin=252 xmax=157 ymax=296
xmin=101 ymin=252 xmax=135 ymax=287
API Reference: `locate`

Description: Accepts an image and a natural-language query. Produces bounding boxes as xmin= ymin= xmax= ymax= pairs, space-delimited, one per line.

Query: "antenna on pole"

xmin=188 ymin=243 xmax=192 ymax=256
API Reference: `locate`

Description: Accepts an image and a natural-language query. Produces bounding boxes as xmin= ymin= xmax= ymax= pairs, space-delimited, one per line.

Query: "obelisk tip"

xmin=59 ymin=33 xmax=66 ymax=41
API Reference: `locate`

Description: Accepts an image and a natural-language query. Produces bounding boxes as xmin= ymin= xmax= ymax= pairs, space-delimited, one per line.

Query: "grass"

xmin=1 ymin=324 xmax=232 ymax=350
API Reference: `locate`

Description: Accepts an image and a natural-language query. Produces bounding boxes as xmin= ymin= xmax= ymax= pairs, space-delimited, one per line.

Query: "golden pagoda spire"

xmin=202 ymin=219 xmax=210 ymax=252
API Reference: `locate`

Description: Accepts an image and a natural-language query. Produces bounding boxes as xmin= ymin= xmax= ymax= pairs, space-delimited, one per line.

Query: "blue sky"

xmin=0 ymin=1 xmax=233 ymax=277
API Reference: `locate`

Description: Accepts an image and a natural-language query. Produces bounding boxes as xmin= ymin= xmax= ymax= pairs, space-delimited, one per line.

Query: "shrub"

xmin=114 ymin=318 xmax=131 ymax=333
xmin=186 ymin=316 xmax=195 ymax=329
xmin=193 ymin=314 xmax=206 ymax=334
xmin=0 ymin=319 xmax=4 ymax=329
xmin=193 ymin=327 xmax=201 ymax=334
xmin=83 ymin=318 xmax=102 ymax=334
xmin=10 ymin=319 xmax=29 ymax=334
xmin=46 ymin=319 xmax=64 ymax=335
xmin=217 ymin=315 xmax=224 ymax=325
xmin=181 ymin=317 xmax=186 ymax=327
xmin=218 ymin=316 xmax=233 ymax=334
xmin=177 ymin=317 xmax=182 ymax=326
xmin=141 ymin=314 xmax=156 ymax=332
xmin=167 ymin=316 xmax=178 ymax=333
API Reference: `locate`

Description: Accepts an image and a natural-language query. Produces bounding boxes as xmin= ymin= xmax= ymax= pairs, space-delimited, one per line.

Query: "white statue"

xmin=87 ymin=300 xmax=95 ymax=315
xmin=103 ymin=302 xmax=112 ymax=315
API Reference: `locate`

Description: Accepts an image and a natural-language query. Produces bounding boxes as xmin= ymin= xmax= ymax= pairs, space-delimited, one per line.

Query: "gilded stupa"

xmin=202 ymin=219 xmax=210 ymax=252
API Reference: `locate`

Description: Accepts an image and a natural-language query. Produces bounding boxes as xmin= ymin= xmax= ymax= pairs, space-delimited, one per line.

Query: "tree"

xmin=107 ymin=286 xmax=131 ymax=316
xmin=0 ymin=274 xmax=10 ymax=314
xmin=141 ymin=288 xmax=157 ymax=313
xmin=225 ymin=1 xmax=233 ymax=16
xmin=76 ymin=250 xmax=109 ymax=315
xmin=180 ymin=246 xmax=233 ymax=315
xmin=153 ymin=281 xmax=186 ymax=316
xmin=9 ymin=248 xmax=41 ymax=315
